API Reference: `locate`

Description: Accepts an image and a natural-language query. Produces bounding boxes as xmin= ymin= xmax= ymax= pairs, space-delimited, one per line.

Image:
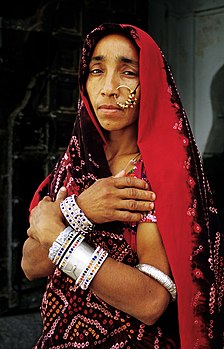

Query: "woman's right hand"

xmin=76 ymin=170 xmax=156 ymax=224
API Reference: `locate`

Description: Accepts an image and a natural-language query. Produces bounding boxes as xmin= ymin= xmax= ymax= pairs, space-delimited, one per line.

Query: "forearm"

xmin=25 ymin=187 xmax=168 ymax=324
xmin=90 ymin=223 xmax=171 ymax=325
xmin=21 ymin=237 xmax=55 ymax=280
xmin=90 ymin=257 xmax=170 ymax=325
xmin=43 ymin=227 xmax=169 ymax=325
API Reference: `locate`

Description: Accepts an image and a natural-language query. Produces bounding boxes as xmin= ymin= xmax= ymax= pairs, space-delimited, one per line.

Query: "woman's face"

xmin=86 ymin=34 xmax=140 ymax=132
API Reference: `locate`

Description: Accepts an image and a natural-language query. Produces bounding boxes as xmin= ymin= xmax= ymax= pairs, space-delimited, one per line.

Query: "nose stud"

xmin=114 ymin=83 xmax=140 ymax=109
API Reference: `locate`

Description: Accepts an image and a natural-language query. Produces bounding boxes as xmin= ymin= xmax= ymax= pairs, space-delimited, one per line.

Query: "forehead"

xmin=91 ymin=34 xmax=139 ymax=61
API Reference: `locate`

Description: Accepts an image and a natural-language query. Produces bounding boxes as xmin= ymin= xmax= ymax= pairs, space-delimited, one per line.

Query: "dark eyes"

xmin=89 ymin=68 xmax=103 ymax=75
xmin=89 ymin=69 xmax=138 ymax=76
xmin=123 ymin=71 xmax=137 ymax=76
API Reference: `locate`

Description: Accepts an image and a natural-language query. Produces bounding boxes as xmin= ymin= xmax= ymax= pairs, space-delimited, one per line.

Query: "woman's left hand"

xmin=27 ymin=187 xmax=67 ymax=249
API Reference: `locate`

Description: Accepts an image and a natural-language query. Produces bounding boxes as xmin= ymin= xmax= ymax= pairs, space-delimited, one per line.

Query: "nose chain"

xmin=114 ymin=83 xmax=140 ymax=109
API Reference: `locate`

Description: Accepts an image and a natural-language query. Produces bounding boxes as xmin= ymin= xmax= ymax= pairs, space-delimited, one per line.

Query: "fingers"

xmin=42 ymin=196 xmax=52 ymax=202
xmin=76 ymin=175 xmax=156 ymax=225
xmin=119 ymin=198 xmax=154 ymax=212
xmin=112 ymin=176 xmax=156 ymax=203
xmin=114 ymin=170 xmax=126 ymax=178
xmin=151 ymin=191 xmax=156 ymax=201
xmin=27 ymin=227 xmax=32 ymax=237
xmin=114 ymin=176 xmax=149 ymax=190
xmin=27 ymin=227 xmax=37 ymax=241
xmin=40 ymin=187 xmax=67 ymax=204
xmin=119 ymin=187 xmax=156 ymax=202
xmin=115 ymin=176 xmax=156 ymax=210
xmin=56 ymin=186 xmax=67 ymax=201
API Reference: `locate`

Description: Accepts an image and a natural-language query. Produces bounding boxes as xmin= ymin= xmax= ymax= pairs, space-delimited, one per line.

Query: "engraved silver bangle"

xmin=60 ymin=240 xmax=95 ymax=281
xmin=57 ymin=233 xmax=85 ymax=268
xmin=60 ymin=194 xmax=94 ymax=234
xmin=48 ymin=226 xmax=74 ymax=262
xmin=135 ymin=263 xmax=177 ymax=302
xmin=55 ymin=226 xmax=74 ymax=245
xmin=76 ymin=247 xmax=108 ymax=290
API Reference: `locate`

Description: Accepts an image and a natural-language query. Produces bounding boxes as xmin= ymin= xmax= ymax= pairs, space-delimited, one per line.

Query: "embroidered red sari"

xmin=31 ymin=24 xmax=224 ymax=349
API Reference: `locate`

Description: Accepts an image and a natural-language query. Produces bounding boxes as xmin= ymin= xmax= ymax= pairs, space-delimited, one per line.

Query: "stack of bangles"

xmin=48 ymin=195 xmax=108 ymax=290
xmin=48 ymin=194 xmax=177 ymax=301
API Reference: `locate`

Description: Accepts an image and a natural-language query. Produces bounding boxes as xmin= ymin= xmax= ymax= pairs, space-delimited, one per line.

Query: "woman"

xmin=21 ymin=23 xmax=224 ymax=348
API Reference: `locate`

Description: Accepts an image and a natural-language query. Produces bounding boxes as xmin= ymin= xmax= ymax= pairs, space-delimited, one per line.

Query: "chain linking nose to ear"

xmin=114 ymin=83 xmax=140 ymax=109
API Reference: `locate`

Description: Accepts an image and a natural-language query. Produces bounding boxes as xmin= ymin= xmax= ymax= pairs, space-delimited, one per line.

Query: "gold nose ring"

xmin=114 ymin=83 xmax=140 ymax=109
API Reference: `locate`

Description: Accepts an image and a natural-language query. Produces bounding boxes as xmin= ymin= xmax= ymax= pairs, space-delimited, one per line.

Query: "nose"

xmin=100 ymin=72 xmax=119 ymax=97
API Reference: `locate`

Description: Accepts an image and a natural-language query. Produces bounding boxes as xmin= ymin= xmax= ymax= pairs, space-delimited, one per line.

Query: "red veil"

xmin=133 ymin=26 xmax=224 ymax=348
xmin=31 ymin=24 xmax=224 ymax=348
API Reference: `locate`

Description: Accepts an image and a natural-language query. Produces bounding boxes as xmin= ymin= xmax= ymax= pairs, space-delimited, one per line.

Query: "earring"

xmin=114 ymin=83 xmax=140 ymax=109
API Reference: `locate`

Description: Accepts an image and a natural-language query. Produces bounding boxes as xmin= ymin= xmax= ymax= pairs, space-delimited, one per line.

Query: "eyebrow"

xmin=90 ymin=55 xmax=138 ymax=66
xmin=118 ymin=56 xmax=138 ymax=66
xmin=90 ymin=55 xmax=104 ymax=62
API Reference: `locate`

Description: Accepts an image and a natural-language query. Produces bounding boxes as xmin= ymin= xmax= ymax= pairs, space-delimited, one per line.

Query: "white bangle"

xmin=135 ymin=263 xmax=177 ymax=302
xmin=76 ymin=247 xmax=108 ymax=290
xmin=58 ymin=233 xmax=85 ymax=269
xmin=48 ymin=226 xmax=74 ymax=262
xmin=60 ymin=240 xmax=94 ymax=280
xmin=60 ymin=194 xmax=94 ymax=234
xmin=60 ymin=240 xmax=108 ymax=290
xmin=48 ymin=224 xmax=108 ymax=290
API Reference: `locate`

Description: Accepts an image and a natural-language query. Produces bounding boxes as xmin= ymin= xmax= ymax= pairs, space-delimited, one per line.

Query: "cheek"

xmin=86 ymin=89 xmax=96 ymax=112
xmin=86 ymin=82 xmax=99 ymax=107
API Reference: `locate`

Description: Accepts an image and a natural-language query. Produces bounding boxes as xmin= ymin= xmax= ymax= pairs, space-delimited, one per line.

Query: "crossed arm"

xmin=21 ymin=174 xmax=171 ymax=325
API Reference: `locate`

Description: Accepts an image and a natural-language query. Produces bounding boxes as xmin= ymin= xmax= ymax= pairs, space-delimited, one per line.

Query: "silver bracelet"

xmin=60 ymin=194 xmax=94 ymax=234
xmin=58 ymin=233 xmax=85 ymax=269
xmin=48 ymin=224 xmax=108 ymax=290
xmin=135 ymin=263 xmax=177 ymax=302
xmin=61 ymin=240 xmax=108 ymax=290
xmin=76 ymin=247 xmax=108 ymax=290
xmin=48 ymin=226 xmax=74 ymax=262
xmin=61 ymin=240 xmax=95 ymax=281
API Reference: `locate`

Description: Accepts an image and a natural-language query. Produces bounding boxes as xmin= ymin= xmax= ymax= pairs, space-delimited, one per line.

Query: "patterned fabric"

xmin=31 ymin=24 xmax=224 ymax=349
xmin=34 ymin=154 xmax=178 ymax=349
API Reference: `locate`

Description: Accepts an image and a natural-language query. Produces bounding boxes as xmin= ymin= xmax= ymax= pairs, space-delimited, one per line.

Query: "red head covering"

xmin=31 ymin=24 xmax=224 ymax=349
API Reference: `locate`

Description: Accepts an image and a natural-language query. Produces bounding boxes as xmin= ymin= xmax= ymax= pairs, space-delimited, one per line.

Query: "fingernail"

xmin=151 ymin=193 xmax=156 ymax=200
xmin=60 ymin=186 xmax=66 ymax=192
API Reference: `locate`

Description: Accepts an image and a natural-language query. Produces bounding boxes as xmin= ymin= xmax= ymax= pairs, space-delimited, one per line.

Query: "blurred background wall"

xmin=0 ymin=0 xmax=223 ymax=332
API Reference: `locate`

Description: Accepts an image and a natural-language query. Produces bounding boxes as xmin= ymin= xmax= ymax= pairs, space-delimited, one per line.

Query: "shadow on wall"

xmin=203 ymin=64 xmax=224 ymax=227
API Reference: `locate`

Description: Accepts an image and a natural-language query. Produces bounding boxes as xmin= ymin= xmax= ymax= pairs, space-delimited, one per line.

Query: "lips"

xmin=98 ymin=104 xmax=122 ymax=111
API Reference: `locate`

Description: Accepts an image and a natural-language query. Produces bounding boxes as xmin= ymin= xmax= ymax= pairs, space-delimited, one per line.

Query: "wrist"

xmin=42 ymin=223 xmax=66 ymax=249
xmin=48 ymin=227 xmax=108 ymax=290
xmin=60 ymin=194 xmax=94 ymax=234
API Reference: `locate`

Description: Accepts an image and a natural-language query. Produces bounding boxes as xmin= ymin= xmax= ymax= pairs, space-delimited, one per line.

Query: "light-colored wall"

xmin=194 ymin=8 xmax=224 ymax=153
xmin=148 ymin=0 xmax=224 ymax=154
